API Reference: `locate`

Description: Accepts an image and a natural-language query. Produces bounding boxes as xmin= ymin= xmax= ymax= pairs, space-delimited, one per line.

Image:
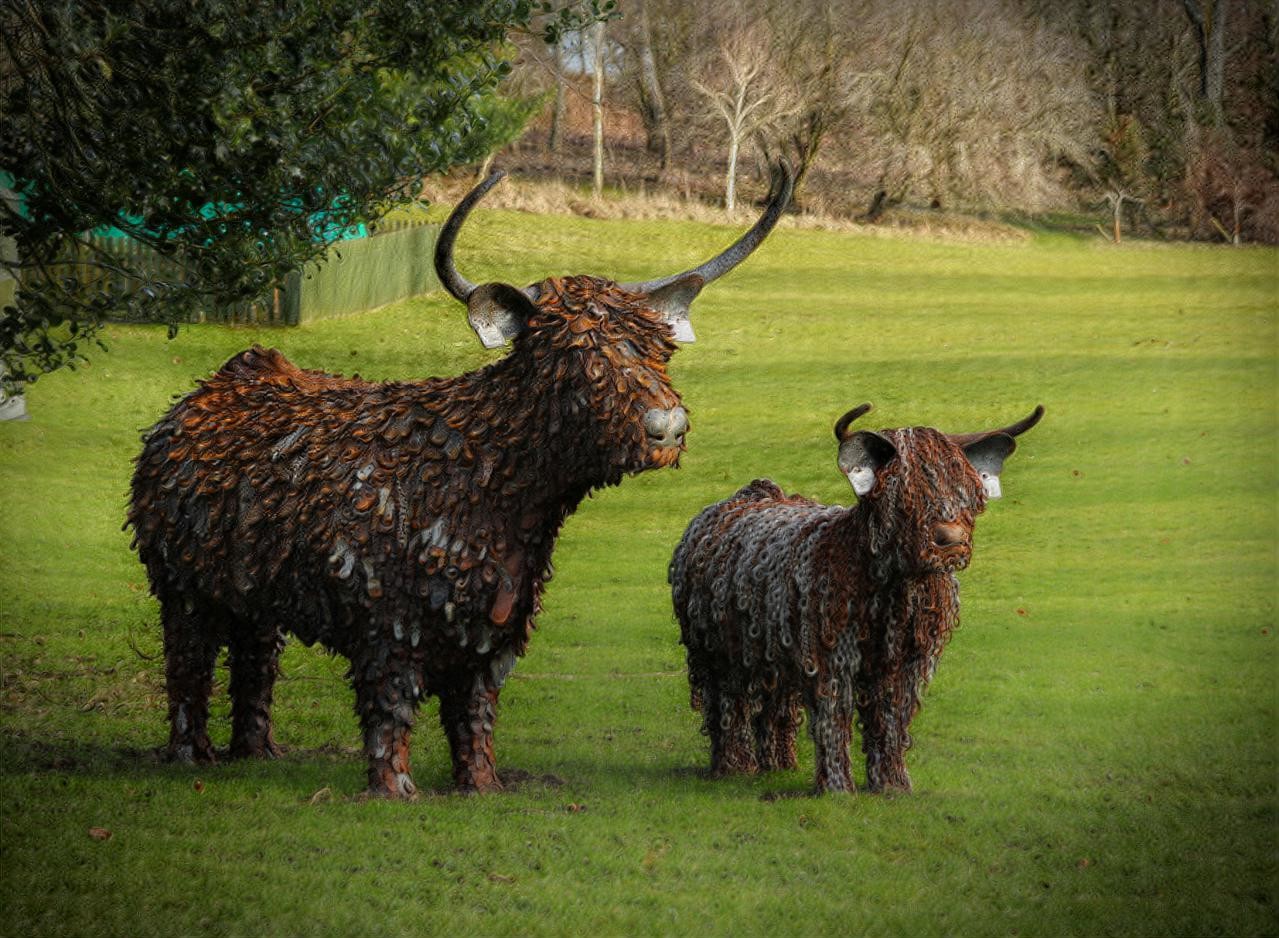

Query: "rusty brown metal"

xmin=128 ymin=271 xmax=710 ymax=797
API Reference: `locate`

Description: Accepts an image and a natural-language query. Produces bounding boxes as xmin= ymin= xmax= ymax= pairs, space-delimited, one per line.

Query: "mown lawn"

xmin=1 ymin=208 xmax=1275 ymax=937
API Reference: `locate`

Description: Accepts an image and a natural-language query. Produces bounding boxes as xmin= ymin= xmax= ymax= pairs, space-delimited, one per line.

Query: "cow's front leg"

xmin=160 ymin=595 xmax=221 ymax=765
xmin=807 ymin=691 xmax=855 ymax=793
xmin=351 ymin=652 xmax=421 ymax=798
xmin=438 ymin=670 xmax=503 ymax=793
xmin=857 ymin=675 xmax=913 ymax=794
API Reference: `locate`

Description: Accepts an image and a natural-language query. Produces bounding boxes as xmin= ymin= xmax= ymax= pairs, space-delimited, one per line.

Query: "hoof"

xmin=361 ymin=786 xmax=419 ymax=802
xmin=455 ymin=777 xmax=504 ymax=795
xmin=866 ymin=779 xmax=912 ymax=795
xmin=165 ymin=741 xmax=217 ymax=765
xmin=756 ymin=757 xmax=799 ymax=773
xmin=228 ymin=740 xmax=284 ymax=761
xmin=873 ymin=783 xmax=912 ymax=796
xmin=708 ymin=763 xmax=759 ymax=779
xmin=813 ymin=776 xmax=858 ymax=795
xmin=365 ymin=771 xmax=418 ymax=800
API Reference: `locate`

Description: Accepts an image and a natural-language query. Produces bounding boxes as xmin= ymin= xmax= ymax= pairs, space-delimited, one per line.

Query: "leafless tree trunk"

xmin=635 ymin=0 xmax=671 ymax=170
xmin=591 ymin=19 xmax=605 ymax=197
xmin=547 ymin=39 xmax=566 ymax=153
xmin=1181 ymin=0 xmax=1229 ymax=126
xmin=864 ymin=11 xmax=925 ymax=218
xmin=767 ymin=0 xmax=873 ymax=201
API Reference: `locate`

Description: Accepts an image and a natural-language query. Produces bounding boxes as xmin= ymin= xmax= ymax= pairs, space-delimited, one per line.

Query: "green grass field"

xmin=1 ymin=210 xmax=1275 ymax=937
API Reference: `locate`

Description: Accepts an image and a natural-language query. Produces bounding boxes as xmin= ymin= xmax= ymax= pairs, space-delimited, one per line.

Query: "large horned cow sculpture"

xmin=128 ymin=165 xmax=793 ymax=797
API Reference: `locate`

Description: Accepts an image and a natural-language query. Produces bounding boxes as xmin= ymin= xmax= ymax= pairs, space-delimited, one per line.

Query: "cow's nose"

xmin=644 ymin=406 xmax=688 ymax=448
xmin=933 ymin=522 xmax=969 ymax=549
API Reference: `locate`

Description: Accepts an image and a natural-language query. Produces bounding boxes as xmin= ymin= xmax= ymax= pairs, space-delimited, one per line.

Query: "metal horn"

xmin=434 ymin=170 xmax=507 ymax=303
xmin=619 ymin=160 xmax=794 ymax=295
xmin=946 ymin=405 xmax=1045 ymax=447
xmin=834 ymin=403 xmax=874 ymax=442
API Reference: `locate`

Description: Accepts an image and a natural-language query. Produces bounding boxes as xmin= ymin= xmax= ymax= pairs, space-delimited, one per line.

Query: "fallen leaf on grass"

xmin=308 ymin=787 xmax=332 ymax=805
xmin=487 ymin=873 xmax=516 ymax=884
xmin=565 ymin=802 xmax=586 ymax=813
xmin=88 ymin=827 xmax=112 ymax=841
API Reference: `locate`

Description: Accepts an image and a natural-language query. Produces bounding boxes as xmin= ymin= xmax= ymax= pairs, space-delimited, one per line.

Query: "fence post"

xmin=281 ymin=270 xmax=302 ymax=325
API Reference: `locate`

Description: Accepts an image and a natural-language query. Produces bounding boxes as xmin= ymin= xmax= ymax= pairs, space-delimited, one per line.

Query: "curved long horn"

xmin=834 ymin=403 xmax=874 ymax=441
xmin=619 ymin=160 xmax=794 ymax=295
xmin=947 ymin=405 xmax=1045 ymax=447
xmin=434 ymin=170 xmax=506 ymax=303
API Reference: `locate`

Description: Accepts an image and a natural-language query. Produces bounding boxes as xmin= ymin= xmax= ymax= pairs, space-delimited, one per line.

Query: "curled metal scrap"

xmin=670 ymin=427 xmax=990 ymax=794
xmin=128 ymin=274 xmax=687 ymax=797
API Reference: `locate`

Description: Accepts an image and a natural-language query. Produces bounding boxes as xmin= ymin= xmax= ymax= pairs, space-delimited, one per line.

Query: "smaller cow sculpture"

xmin=669 ymin=403 xmax=1043 ymax=793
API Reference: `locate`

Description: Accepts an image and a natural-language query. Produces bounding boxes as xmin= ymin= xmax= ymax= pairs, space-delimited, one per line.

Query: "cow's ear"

xmin=643 ymin=274 xmax=705 ymax=343
xmin=838 ymin=430 xmax=897 ymax=497
xmin=466 ymin=283 xmax=539 ymax=349
xmin=962 ymin=433 xmax=1016 ymax=499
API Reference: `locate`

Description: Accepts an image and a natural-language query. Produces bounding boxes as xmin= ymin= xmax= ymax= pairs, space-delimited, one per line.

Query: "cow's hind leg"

xmin=438 ymin=670 xmax=503 ymax=794
xmin=227 ymin=621 xmax=286 ymax=759
xmin=755 ymin=689 xmax=800 ymax=771
xmin=711 ymin=688 xmax=760 ymax=776
xmin=160 ymin=595 xmax=221 ymax=764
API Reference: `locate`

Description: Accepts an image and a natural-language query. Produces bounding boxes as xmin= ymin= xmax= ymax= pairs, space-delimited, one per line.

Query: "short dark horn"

xmin=434 ymin=170 xmax=506 ymax=303
xmin=946 ymin=405 xmax=1045 ymax=447
xmin=834 ymin=403 xmax=874 ymax=441
xmin=619 ymin=160 xmax=794 ymax=295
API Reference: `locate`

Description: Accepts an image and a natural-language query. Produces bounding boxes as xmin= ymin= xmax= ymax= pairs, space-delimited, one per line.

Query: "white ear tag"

xmin=981 ymin=472 xmax=1002 ymax=499
xmin=669 ymin=317 xmax=696 ymax=343
xmin=473 ymin=323 xmax=508 ymax=349
xmin=848 ymin=466 xmax=876 ymax=496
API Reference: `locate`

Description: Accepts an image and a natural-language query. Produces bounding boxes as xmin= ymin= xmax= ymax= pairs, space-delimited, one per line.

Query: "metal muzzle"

xmin=643 ymin=406 xmax=689 ymax=449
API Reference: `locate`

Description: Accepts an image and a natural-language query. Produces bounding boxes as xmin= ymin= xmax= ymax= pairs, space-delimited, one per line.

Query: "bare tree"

xmin=504 ymin=27 xmax=570 ymax=155
xmin=612 ymin=0 xmax=722 ymax=175
xmin=632 ymin=0 xmax=671 ymax=169
xmin=1181 ymin=0 xmax=1230 ymax=126
xmin=694 ymin=27 xmax=795 ymax=212
xmin=765 ymin=0 xmax=874 ymax=199
xmin=591 ymin=19 xmax=606 ymax=196
xmin=856 ymin=0 xmax=1094 ymax=217
xmin=547 ymin=39 xmax=568 ymax=153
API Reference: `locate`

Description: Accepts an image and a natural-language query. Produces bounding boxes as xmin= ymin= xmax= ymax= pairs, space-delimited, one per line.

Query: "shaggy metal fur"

xmin=670 ymin=407 xmax=1041 ymax=793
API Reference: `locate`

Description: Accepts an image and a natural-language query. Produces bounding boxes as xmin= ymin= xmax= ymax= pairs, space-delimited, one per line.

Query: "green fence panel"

xmin=78 ymin=221 xmax=441 ymax=325
xmin=294 ymin=223 xmax=441 ymax=323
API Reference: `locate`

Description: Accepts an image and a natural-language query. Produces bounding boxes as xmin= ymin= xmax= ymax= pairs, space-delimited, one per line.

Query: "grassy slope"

xmin=0 ymin=212 xmax=1275 ymax=937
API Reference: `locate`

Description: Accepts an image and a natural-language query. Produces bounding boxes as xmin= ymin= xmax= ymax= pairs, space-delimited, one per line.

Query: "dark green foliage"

xmin=470 ymin=89 xmax=551 ymax=167
xmin=0 ymin=0 xmax=608 ymax=389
